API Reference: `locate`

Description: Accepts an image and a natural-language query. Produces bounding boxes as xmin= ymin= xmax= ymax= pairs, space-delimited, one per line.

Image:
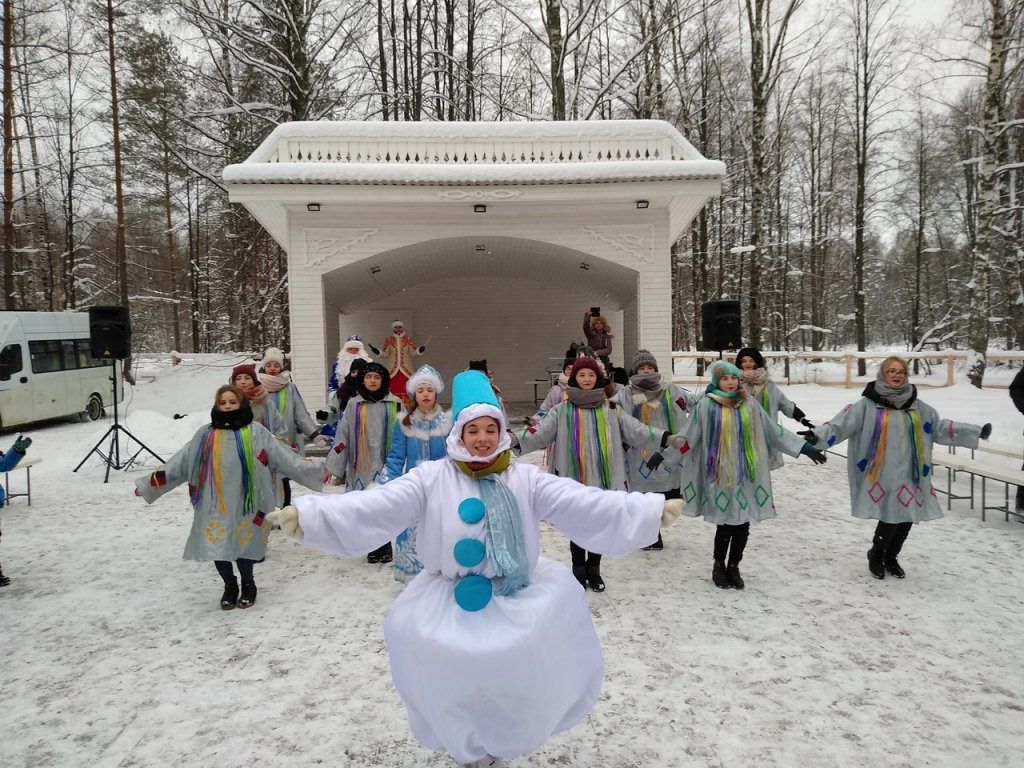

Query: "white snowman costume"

xmin=286 ymin=371 xmax=665 ymax=764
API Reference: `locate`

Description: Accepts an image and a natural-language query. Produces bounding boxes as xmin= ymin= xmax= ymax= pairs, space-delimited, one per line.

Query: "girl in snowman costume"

xmin=135 ymin=385 xmax=324 ymax=609
xmin=676 ymin=360 xmax=827 ymax=589
xmin=326 ymin=361 xmax=403 ymax=563
xmin=266 ymin=370 xmax=683 ymax=767
xmin=623 ymin=349 xmax=700 ymax=550
xmin=802 ymin=356 xmax=991 ymax=580
xmin=381 ymin=364 xmax=452 ymax=582
xmin=734 ymin=347 xmax=816 ymax=470
xmin=512 ymin=356 xmax=682 ymax=592
xmin=259 ymin=346 xmax=330 ymax=456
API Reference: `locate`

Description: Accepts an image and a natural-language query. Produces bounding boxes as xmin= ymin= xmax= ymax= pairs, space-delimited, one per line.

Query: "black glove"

xmin=800 ymin=443 xmax=827 ymax=464
xmin=315 ymin=410 xmax=329 ymax=421
xmin=797 ymin=429 xmax=818 ymax=445
xmin=791 ymin=406 xmax=806 ymax=422
xmin=418 ymin=346 xmax=426 ymax=354
xmin=980 ymin=423 xmax=992 ymax=440
xmin=799 ymin=417 xmax=816 ymax=429
xmin=645 ymin=452 xmax=666 ymax=471
xmin=368 ymin=344 xmax=380 ymax=355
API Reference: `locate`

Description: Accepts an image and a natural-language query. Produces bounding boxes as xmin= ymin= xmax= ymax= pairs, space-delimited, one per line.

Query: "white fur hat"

xmin=392 ymin=319 xmax=405 ymax=330
xmin=262 ymin=347 xmax=286 ymax=368
xmin=406 ymin=364 xmax=444 ymax=396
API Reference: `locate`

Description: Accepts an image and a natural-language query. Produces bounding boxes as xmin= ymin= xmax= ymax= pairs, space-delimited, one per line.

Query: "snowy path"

xmin=1 ymin=355 xmax=1022 ymax=767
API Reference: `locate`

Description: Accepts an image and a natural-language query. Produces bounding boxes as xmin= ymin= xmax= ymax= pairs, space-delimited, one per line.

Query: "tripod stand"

xmin=74 ymin=359 xmax=165 ymax=483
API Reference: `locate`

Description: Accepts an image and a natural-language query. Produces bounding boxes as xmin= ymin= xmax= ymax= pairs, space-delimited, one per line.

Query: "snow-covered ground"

xmin=2 ymin=353 xmax=1022 ymax=768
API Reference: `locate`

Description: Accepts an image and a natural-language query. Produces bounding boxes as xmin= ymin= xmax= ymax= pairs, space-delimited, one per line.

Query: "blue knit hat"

xmin=708 ymin=360 xmax=742 ymax=387
xmin=450 ymin=370 xmax=499 ymax=419
xmin=446 ymin=370 xmax=509 ymax=462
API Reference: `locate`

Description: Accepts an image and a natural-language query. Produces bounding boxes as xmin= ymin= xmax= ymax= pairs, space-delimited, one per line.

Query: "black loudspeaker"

xmin=701 ymin=300 xmax=742 ymax=351
xmin=89 ymin=305 xmax=132 ymax=359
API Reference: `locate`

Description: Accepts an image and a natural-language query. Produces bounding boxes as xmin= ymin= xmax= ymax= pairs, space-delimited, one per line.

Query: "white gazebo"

xmin=223 ymin=120 xmax=724 ymax=406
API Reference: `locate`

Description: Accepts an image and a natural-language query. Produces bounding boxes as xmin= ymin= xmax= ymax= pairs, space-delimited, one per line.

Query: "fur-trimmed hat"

xmin=358 ymin=361 xmax=391 ymax=402
xmin=230 ymin=363 xmax=259 ymax=386
xmin=262 ymin=347 xmax=286 ymax=369
xmin=391 ymin=319 xmax=405 ymax=331
xmin=407 ymin=364 xmax=444 ymax=396
xmin=632 ymin=349 xmax=658 ymax=373
xmin=735 ymin=347 xmax=765 ymax=369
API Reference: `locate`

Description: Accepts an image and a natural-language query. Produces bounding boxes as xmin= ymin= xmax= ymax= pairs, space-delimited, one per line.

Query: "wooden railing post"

xmin=946 ymin=353 xmax=954 ymax=387
xmin=844 ymin=354 xmax=853 ymax=388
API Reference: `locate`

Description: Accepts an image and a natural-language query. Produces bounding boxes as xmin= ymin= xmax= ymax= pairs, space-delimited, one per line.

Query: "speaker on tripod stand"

xmin=74 ymin=305 xmax=164 ymax=482
xmin=700 ymin=300 xmax=742 ymax=358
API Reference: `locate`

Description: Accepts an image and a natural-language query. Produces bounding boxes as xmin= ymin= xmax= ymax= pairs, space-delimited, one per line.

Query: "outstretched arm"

xmin=932 ymin=417 xmax=983 ymax=449
xmin=514 ymin=402 xmax=563 ymax=454
xmin=135 ymin=430 xmax=203 ymax=503
xmin=263 ymin=430 xmax=324 ymax=491
xmin=810 ymin=399 xmax=866 ymax=449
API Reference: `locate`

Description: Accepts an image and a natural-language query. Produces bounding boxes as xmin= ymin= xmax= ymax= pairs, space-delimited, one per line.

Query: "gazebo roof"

xmin=223 ymin=119 xmax=725 ymax=247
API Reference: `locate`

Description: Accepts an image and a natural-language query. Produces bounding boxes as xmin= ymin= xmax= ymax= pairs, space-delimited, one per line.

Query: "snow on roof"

xmin=224 ymin=119 xmax=725 ymax=187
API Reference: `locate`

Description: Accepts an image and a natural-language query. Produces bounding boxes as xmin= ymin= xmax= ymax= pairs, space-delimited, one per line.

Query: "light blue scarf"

xmin=478 ymin=474 xmax=530 ymax=596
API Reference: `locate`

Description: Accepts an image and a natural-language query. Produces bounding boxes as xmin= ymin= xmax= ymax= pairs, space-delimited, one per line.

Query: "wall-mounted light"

xmin=370 ymin=265 xmax=381 ymax=274
xmin=475 ymin=244 xmax=487 ymax=252
xmin=579 ymin=262 xmax=590 ymax=271
xmin=635 ymin=200 xmax=649 ymax=209
xmin=307 ymin=202 xmax=321 ymax=212
xmin=474 ymin=204 xmax=487 ymax=213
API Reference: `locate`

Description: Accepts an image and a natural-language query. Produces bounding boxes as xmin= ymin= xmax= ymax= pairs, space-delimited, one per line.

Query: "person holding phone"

xmin=583 ymin=308 xmax=613 ymax=369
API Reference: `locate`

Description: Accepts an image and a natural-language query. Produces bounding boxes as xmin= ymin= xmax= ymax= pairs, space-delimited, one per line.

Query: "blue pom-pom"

xmin=454 ymin=575 xmax=492 ymax=612
xmin=923 ymin=421 xmax=933 ymax=434
xmin=856 ymin=458 xmax=868 ymax=472
xmin=458 ymin=497 xmax=486 ymax=524
xmin=827 ymin=435 xmax=836 ymax=447
xmin=453 ymin=537 xmax=486 ymax=567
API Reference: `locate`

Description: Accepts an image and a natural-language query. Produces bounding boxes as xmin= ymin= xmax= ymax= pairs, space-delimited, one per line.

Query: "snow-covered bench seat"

xmin=930 ymin=453 xmax=1024 ymax=522
xmin=3 ymin=456 xmax=41 ymax=507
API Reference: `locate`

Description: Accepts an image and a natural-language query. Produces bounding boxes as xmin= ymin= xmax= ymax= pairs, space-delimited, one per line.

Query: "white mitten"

xmin=661 ymin=498 xmax=684 ymax=528
xmin=311 ymin=434 xmax=330 ymax=448
xmin=266 ymin=506 xmax=303 ymax=539
xmin=327 ymin=474 xmax=344 ymax=486
xmin=667 ymin=434 xmax=688 ymax=450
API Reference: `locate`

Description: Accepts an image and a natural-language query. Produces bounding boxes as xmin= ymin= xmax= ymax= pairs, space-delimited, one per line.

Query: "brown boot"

xmin=712 ymin=560 xmax=730 ymax=589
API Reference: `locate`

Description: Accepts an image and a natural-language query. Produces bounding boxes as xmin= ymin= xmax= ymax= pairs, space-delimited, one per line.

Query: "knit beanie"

xmin=262 ymin=347 xmax=286 ymax=369
xmin=631 ymin=348 xmax=659 ymax=373
xmin=568 ymin=356 xmax=603 ymax=387
xmin=735 ymin=347 xmax=765 ymax=369
xmin=230 ymin=363 xmax=260 ymax=386
xmin=708 ymin=360 xmax=742 ymax=387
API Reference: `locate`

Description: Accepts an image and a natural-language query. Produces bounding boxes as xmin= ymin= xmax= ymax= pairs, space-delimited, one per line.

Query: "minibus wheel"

xmin=85 ymin=394 xmax=104 ymax=421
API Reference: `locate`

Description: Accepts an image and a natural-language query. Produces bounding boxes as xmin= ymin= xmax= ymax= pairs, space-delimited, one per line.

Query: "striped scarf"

xmin=862 ymin=408 xmax=927 ymax=484
xmin=189 ymin=425 xmax=261 ymax=515
xmin=354 ymin=400 xmax=399 ymax=473
xmin=566 ymin=403 xmax=614 ymax=488
xmin=703 ymin=397 xmax=759 ymax=484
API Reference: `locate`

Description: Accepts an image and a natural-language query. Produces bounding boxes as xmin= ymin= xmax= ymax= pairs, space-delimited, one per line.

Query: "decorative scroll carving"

xmin=581 ymin=225 xmax=655 ymax=264
xmin=303 ymin=229 xmax=380 ymax=269
xmin=433 ymin=189 xmax=523 ymax=201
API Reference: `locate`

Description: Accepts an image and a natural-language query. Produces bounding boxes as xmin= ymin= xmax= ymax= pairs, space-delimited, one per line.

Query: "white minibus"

xmin=0 ymin=311 xmax=123 ymax=431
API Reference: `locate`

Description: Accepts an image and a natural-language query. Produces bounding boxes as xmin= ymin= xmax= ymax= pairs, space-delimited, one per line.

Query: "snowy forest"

xmin=1 ymin=0 xmax=1022 ymax=379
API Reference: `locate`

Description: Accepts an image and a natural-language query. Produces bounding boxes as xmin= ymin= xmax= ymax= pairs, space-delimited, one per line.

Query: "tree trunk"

xmin=2 ymin=0 xmax=15 ymax=310
xmin=544 ymin=0 xmax=566 ymax=120
xmin=163 ymin=151 xmax=181 ymax=352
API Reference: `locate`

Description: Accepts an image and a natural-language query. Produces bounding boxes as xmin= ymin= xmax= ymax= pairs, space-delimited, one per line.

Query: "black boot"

xmin=867 ymin=547 xmax=885 ymax=579
xmin=570 ymin=542 xmax=587 ymax=588
xmin=220 ymin=581 xmax=239 ymax=610
xmin=367 ymin=548 xmax=382 ymax=564
xmin=0 ymin=564 xmax=10 ymax=587
xmin=238 ymin=581 xmax=257 ymax=608
xmin=643 ymin=532 xmax=664 ymax=551
xmin=726 ymin=563 xmax=745 ymax=590
xmin=378 ymin=541 xmax=393 ymax=564
xmin=586 ymin=554 xmax=605 ymax=593
xmin=884 ymin=522 xmax=911 ymax=578
xmin=712 ymin=559 xmax=730 ymax=588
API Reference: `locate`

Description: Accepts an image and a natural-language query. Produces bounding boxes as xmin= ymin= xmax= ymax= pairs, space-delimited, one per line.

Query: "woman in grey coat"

xmin=513 ymin=356 xmax=679 ymax=592
xmin=676 ymin=361 xmax=826 ymax=589
xmin=135 ymin=385 xmax=324 ymax=609
xmin=735 ymin=347 xmax=815 ymax=470
xmin=803 ymin=356 xmax=991 ymax=580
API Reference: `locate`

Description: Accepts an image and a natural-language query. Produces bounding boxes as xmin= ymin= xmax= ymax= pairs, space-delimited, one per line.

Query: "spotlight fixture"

xmin=579 ymin=262 xmax=590 ymax=271
xmin=474 ymin=204 xmax=487 ymax=213
xmin=635 ymin=200 xmax=649 ymax=209
xmin=307 ymin=202 xmax=321 ymax=212
xmin=370 ymin=265 xmax=381 ymax=274
xmin=475 ymin=244 xmax=487 ymax=252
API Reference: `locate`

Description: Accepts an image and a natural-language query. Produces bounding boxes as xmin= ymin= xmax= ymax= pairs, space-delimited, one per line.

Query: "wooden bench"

xmin=3 ymin=456 xmax=41 ymax=507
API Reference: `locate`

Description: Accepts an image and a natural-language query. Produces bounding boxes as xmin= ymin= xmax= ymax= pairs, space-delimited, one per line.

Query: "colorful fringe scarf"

xmin=566 ymin=404 xmax=614 ymax=488
xmin=703 ymin=398 xmax=759 ymax=485
xmin=637 ymin=389 xmax=677 ymax=434
xmin=272 ymin=387 xmax=288 ymax=417
xmin=862 ymin=408 xmax=927 ymax=484
xmin=354 ymin=400 xmax=399 ymax=473
xmin=189 ymin=425 xmax=261 ymax=515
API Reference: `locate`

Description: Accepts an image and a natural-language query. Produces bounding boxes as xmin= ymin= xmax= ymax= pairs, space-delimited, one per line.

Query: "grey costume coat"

xmin=812 ymin=396 xmax=981 ymax=523
xmin=624 ymin=379 xmax=700 ymax=493
xmin=267 ymin=380 xmax=319 ymax=454
xmin=515 ymin=400 xmax=666 ymax=490
xmin=678 ymin=393 xmax=806 ymax=525
xmin=136 ymin=422 xmax=324 ymax=562
xmin=326 ymin=394 xmax=403 ymax=489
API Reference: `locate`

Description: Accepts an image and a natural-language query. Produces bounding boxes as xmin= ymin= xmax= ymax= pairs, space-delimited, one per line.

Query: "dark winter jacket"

xmin=583 ymin=315 xmax=612 ymax=357
xmin=1011 ymin=367 xmax=1024 ymax=416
